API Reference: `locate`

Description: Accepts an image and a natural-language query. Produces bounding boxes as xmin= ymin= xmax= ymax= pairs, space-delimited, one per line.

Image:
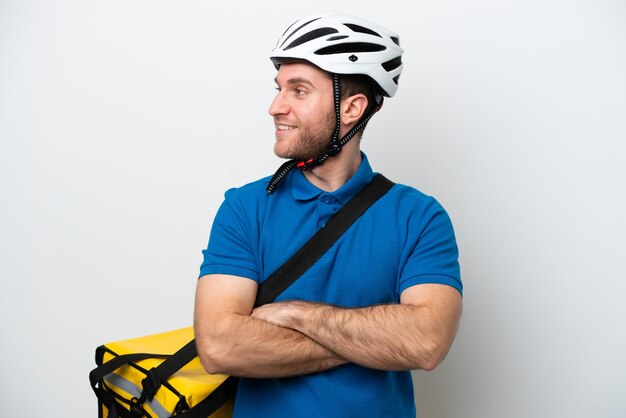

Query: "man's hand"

xmin=251 ymin=300 xmax=318 ymax=329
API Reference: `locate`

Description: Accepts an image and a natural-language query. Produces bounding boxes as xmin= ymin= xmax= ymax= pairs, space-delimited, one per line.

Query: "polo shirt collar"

xmin=291 ymin=152 xmax=374 ymax=204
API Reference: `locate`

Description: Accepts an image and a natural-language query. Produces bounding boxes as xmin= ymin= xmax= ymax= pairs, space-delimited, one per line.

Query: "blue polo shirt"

xmin=199 ymin=153 xmax=461 ymax=418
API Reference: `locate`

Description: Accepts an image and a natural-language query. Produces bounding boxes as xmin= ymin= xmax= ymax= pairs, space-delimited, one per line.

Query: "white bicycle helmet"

xmin=270 ymin=12 xmax=404 ymax=97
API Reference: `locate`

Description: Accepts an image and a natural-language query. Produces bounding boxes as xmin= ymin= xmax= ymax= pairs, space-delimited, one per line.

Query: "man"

xmin=194 ymin=12 xmax=463 ymax=418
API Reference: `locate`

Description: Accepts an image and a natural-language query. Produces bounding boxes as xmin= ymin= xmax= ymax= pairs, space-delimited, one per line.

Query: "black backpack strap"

xmin=173 ymin=375 xmax=239 ymax=418
xmin=89 ymin=350 xmax=169 ymax=418
xmin=254 ymin=173 xmax=394 ymax=307
xmin=111 ymin=173 xmax=394 ymax=413
xmin=139 ymin=339 xmax=197 ymax=400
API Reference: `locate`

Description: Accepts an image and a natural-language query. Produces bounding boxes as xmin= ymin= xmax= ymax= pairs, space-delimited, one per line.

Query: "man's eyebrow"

xmin=274 ymin=77 xmax=315 ymax=87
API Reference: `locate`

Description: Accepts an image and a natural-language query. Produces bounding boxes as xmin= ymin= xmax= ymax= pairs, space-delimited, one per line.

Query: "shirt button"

xmin=321 ymin=196 xmax=332 ymax=204
xmin=318 ymin=220 xmax=326 ymax=228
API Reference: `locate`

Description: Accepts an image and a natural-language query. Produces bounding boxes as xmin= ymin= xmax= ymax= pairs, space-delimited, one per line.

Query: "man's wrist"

xmin=288 ymin=301 xmax=330 ymax=334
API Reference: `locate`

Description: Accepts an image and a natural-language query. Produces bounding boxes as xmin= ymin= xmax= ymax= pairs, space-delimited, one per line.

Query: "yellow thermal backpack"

xmin=90 ymin=327 xmax=236 ymax=418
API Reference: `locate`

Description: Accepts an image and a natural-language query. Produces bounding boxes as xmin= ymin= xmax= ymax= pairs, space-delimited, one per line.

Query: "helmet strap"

xmin=266 ymin=74 xmax=381 ymax=194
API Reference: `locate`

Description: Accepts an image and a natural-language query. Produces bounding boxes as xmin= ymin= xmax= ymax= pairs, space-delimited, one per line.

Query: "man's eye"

xmin=295 ymin=89 xmax=306 ymax=96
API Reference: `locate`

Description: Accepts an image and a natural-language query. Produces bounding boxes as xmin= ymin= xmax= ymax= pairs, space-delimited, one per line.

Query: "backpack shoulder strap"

xmin=255 ymin=173 xmax=394 ymax=307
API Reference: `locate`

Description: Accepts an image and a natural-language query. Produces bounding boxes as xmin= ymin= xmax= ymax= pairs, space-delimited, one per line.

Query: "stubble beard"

xmin=274 ymin=109 xmax=336 ymax=161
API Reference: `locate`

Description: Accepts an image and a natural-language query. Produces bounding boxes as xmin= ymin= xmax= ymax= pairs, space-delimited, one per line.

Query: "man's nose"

xmin=269 ymin=91 xmax=289 ymax=116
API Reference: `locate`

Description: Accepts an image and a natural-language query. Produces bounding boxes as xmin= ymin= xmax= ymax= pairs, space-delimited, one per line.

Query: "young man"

xmin=194 ymin=12 xmax=463 ymax=417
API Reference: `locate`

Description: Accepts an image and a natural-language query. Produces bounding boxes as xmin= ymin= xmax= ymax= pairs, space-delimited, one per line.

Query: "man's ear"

xmin=341 ymin=94 xmax=369 ymax=125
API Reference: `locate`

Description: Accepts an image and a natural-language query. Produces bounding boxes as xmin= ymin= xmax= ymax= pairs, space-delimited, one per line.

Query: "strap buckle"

xmin=296 ymin=159 xmax=315 ymax=171
xmin=129 ymin=397 xmax=148 ymax=417
xmin=141 ymin=368 xmax=161 ymax=401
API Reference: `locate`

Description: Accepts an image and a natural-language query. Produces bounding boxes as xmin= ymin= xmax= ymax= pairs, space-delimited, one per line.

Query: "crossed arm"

xmin=194 ymin=274 xmax=462 ymax=378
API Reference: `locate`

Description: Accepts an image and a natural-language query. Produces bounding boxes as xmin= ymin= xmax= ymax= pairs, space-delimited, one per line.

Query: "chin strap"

xmin=266 ymin=75 xmax=383 ymax=194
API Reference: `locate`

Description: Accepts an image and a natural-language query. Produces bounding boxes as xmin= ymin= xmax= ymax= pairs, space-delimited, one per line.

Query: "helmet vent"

xmin=390 ymin=36 xmax=400 ymax=46
xmin=315 ymin=42 xmax=386 ymax=55
xmin=327 ymin=35 xmax=349 ymax=41
xmin=393 ymin=74 xmax=401 ymax=85
xmin=382 ymin=56 xmax=402 ymax=72
xmin=279 ymin=17 xmax=322 ymax=49
xmin=343 ymin=23 xmax=382 ymax=38
xmin=285 ymin=27 xmax=340 ymax=50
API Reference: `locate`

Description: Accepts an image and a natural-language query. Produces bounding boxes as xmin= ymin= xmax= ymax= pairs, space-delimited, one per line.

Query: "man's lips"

xmin=275 ymin=123 xmax=297 ymax=136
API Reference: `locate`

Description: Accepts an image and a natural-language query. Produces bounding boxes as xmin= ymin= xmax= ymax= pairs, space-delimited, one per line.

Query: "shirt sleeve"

xmin=198 ymin=189 xmax=260 ymax=282
xmin=398 ymin=199 xmax=463 ymax=296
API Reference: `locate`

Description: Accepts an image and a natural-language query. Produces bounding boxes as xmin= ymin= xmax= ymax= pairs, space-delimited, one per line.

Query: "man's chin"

xmin=274 ymin=152 xmax=310 ymax=161
xmin=273 ymin=145 xmax=290 ymax=159
xmin=274 ymin=146 xmax=307 ymax=161
xmin=273 ymin=141 xmax=328 ymax=161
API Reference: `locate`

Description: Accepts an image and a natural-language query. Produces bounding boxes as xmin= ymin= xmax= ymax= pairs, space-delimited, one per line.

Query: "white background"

xmin=1 ymin=1 xmax=625 ymax=417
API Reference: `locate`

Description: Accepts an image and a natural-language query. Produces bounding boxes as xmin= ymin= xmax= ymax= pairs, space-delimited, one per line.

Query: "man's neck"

xmin=302 ymin=143 xmax=362 ymax=192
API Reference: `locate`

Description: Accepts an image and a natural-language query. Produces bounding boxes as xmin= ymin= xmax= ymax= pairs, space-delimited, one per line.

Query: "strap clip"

xmin=141 ymin=368 xmax=161 ymax=401
xmin=129 ymin=397 xmax=148 ymax=417
xmin=296 ymin=159 xmax=315 ymax=171
xmin=327 ymin=142 xmax=341 ymax=157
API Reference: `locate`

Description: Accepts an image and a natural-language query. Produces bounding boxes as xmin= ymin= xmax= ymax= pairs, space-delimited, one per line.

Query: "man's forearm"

xmin=295 ymin=303 xmax=442 ymax=370
xmin=195 ymin=312 xmax=347 ymax=378
xmin=252 ymin=299 xmax=460 ymax=371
